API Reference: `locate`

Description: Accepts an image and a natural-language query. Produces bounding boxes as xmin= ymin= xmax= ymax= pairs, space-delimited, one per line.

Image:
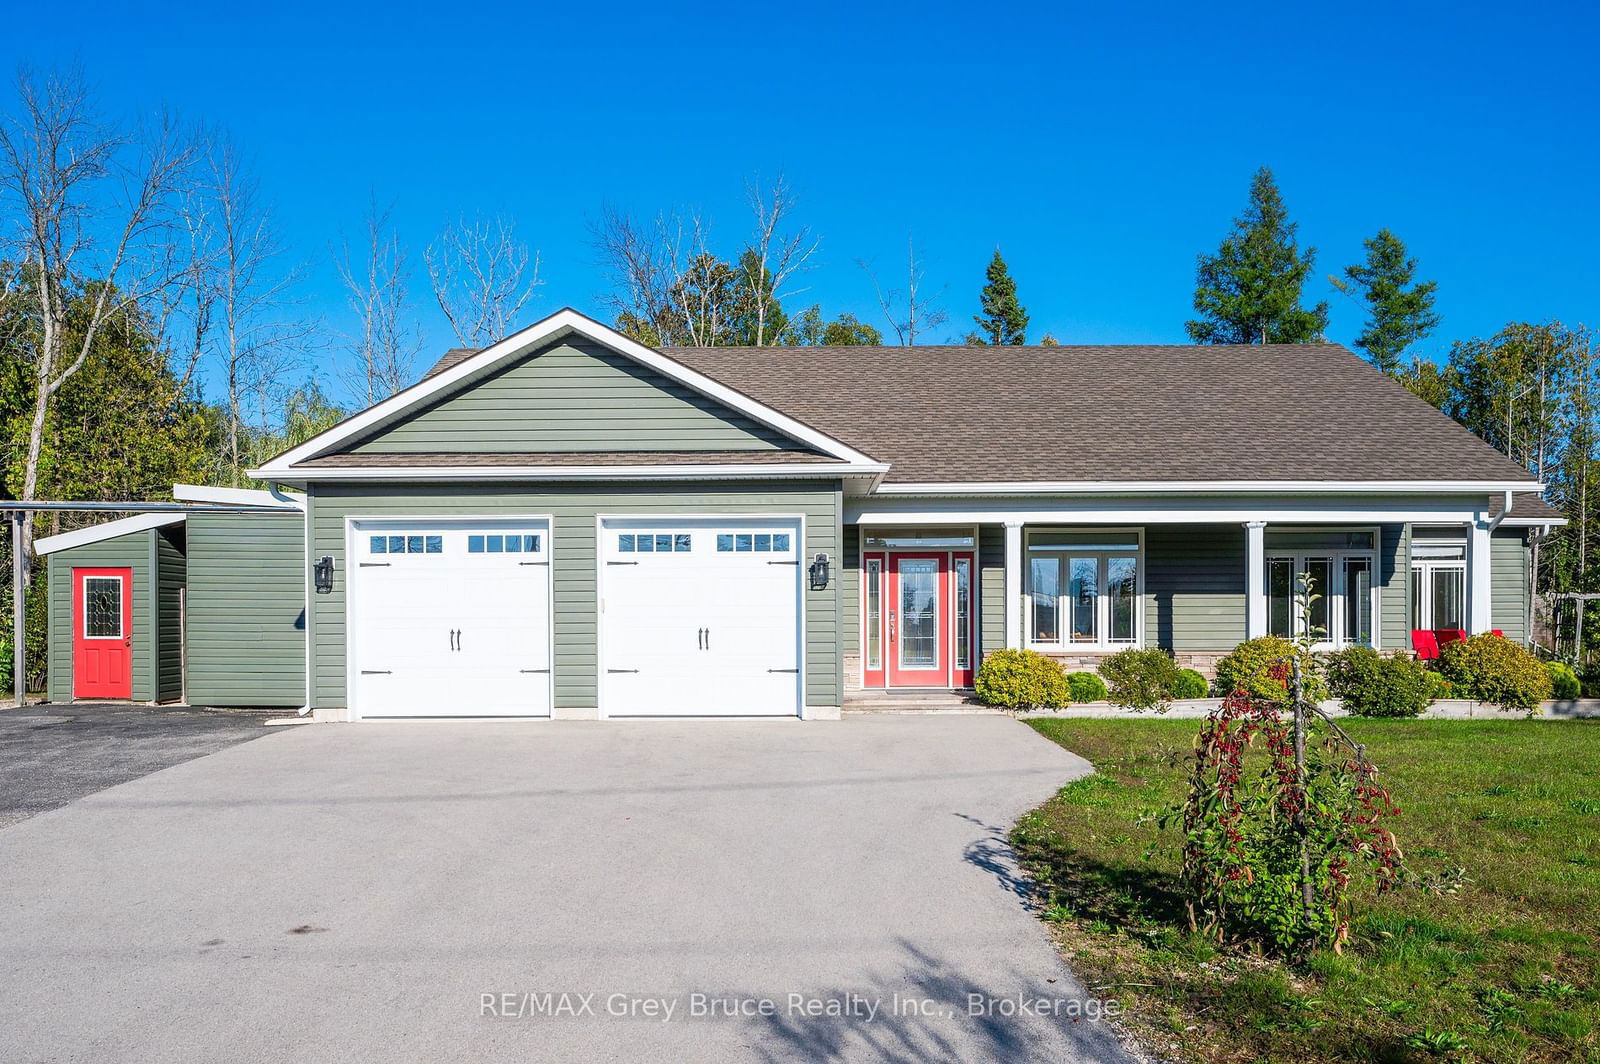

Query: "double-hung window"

xmin=1265 ymin=531 xmax=1378 ymax=648
xmin=1027 ymin=530 xmax=1141 ymax=649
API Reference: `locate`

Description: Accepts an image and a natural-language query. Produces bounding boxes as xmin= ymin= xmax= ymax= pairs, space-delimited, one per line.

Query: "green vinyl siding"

xmin=1491 ymin=529 xmax=1530 ymax=644
xmin=46 ymin=530 xmax=156 ymax=702
xmin=979 ymin=525 xmax=1006 ymax=656
xmin=185 ymin=511 xmax=307 ymax=707
xmin=344 ymin=339 xmax=801 ymax=455
xmin=1380 ymin=525 xmax=1407 ymax=651
xmin=155 ymin=528 xmax=186 ymax=702
xmin=1145 ymin=524 xmax=1246 ymax=652
xmin=307 ymin=480 xmax=841 ymax=711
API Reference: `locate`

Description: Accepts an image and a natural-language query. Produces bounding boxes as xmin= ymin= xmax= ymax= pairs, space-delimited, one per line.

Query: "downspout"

xmin=1485 ymin=490 xmax=1513 ymax=534
xmin=265 ymin=481 xmax=316 ymax=717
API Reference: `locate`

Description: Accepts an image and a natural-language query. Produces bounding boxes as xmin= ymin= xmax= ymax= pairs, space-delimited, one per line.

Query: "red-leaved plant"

xmin=1161 ymin=664 xmax=1405 ymax=953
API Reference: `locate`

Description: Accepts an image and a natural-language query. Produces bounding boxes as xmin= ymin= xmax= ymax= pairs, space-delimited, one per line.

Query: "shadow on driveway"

xmin=0 ymin=702 xmax=284 ymax=828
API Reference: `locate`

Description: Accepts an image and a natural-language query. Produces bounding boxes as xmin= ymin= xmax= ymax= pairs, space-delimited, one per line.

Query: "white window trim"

xmin=81 ymin=575 xmax=125 ymax=640
xmin=1264 ymin=545 xmax=1380 ymax=650
xmin=1411 ymin=558 xmax=1467 ymax=631
xmin=1024 ymin=527 xmax=1144 ymax=652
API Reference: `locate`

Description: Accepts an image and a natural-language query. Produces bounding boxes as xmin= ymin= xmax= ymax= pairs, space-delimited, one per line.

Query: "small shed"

xmin=39 ymin=514 xmax=187 ymax=703
xmin=36 ymin=485 xmax=306 ymax=707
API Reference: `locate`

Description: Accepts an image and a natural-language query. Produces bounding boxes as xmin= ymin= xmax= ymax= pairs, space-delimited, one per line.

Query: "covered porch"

xmin=843 ymin=491 xmax=1526 ymax=695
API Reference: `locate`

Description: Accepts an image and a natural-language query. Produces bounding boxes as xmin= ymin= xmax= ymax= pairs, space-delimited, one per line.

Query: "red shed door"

xmin=73 ymin=567 xmax=132 ymax=700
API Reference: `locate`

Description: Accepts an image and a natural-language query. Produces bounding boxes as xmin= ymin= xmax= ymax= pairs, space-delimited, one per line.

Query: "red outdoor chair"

xmin=1411 ymin=629 xmax=1440 ymax=660
xmin=1491 ymin=629 xmax=1504 ymax=638
xmin=1435 ymin=628 xmax=1469 ymax=649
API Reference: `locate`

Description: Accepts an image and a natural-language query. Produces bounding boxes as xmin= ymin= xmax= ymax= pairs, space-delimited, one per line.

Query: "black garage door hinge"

xmin=520 ymin=668 xmax=550 ymax=674
xmin=607 ymin=668 xmax=640 ymax=674
xmin=360 ymin=669 xmax=392 ymax=675
xmin=768 ymin=668 xmax=800 ymax=673
xmin=606 ymin=561 xmax=638 ymax=566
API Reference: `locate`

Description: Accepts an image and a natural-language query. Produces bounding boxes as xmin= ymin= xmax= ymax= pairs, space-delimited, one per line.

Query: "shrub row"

xmin=974 ymin=633 xmax=1561 ymax=715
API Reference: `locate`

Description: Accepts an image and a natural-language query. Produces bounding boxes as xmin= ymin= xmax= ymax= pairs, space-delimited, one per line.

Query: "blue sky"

xmin=9 ymin=1 xmax=1598 ymax=406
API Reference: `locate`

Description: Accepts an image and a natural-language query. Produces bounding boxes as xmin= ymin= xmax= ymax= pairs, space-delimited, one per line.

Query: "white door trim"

xmin=343 ymin=513 xmax=555 ymax=720
xmin=595 ymin=512 xmax=807 ymax=719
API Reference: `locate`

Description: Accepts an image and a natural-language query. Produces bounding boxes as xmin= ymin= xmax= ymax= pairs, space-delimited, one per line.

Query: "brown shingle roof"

xmin=424 ymin=347 xmax=479 ymax=378
xmin=294 ymin=450 xmax=838 ymax=469
xmin=665 ymin=343 xmax=1537 ymax=485
xmin=1491 ymin=492 xmax=1563 ymax=522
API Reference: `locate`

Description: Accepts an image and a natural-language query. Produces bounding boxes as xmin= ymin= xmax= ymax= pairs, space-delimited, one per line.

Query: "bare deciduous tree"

xmin=336 ymin=198 xmax=420 ymax=404
xmin=425 ymin=215 xmax=542 ymax=349
xmin=743 ymin=175 xmax=819 ymax=346
xmin=861 ymin=234 xmax=948 ymax=345
xmin=591 ymin=204 xmax=686 ymax=344
xmin=0 ymin=68 xmax=197 ymax=564
xmin=205 ymin=137 xmax=314 ymax=482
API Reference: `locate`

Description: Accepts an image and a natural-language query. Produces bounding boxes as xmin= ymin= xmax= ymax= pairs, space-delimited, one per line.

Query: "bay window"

xmin=1027 ymin=530 xmax=1141 ymax=649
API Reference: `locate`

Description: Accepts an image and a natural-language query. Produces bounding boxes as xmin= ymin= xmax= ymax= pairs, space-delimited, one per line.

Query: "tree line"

xmin=1 ymin=66 xmax=1597 ymax=688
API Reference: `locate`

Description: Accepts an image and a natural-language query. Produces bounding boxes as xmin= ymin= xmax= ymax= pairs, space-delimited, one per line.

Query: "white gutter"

xmin=871 ymin=479 xmax=1546 ymax=497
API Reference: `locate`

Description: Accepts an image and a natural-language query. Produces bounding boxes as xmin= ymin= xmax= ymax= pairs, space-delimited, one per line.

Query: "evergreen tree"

xmin=971 ymin=249 xmax=1029 ymax=345
xmin=1186 ymin=167 xmax=1329 ymax=344
xmin=1332 ymin=228 xmax=1440 ymax=374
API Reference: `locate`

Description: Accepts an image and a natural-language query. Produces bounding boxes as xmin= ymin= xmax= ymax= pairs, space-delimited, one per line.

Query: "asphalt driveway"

xmin=0 ymin=716 xmax=1138 ymax=1063
xmin=0 ymin=702 xmax=280 ymax=828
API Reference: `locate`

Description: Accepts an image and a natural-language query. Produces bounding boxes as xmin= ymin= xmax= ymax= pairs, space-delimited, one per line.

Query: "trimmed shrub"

xmin=1438 ymin=633 xmax=1553 ymax=711
xmin=1066 ymin=670 xmax=1108 ymax=703
xmin=1422 ymin=670 xmax=1453 ymax=702
xmin=1325 ymin=646 xmax=1430 ymax=718
xmin=974 ymin=649 xmax=1072 ymax=710
xmin=1214 ymin=636 xmax=1326 ymax=702
xmin=1172 ymin=668 xmax=1210 ymax=700
xmin=1098 ymin=648 xmax=1183 ymax=713
xmin=1547 ymin=661 xmax=1581 ymax=701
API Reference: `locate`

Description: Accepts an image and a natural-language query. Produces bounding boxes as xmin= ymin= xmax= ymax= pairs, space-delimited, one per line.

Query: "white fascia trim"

xmin=254 ymin=462 xmax=888 ymax=483
xmin=35 ymin=512 xmax=186 ymax=556
xmin=872 ymin=479 xmax=1547 ymax=496
xmin=1497 ymin=517 xmax=1569 ymax=528
xmin=172 ymin=483 xmax=303 ymax=510
xmin=253 ymin=308 xmax=880 ymax=476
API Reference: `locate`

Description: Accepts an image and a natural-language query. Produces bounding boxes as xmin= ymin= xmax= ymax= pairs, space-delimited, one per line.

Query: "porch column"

xmin=1004 ymin=521 xmax=1024 ymax=649
xmin=1244 ymin=520 xmax=1267 ymax=639
xmin=1468 ymin=517 xmax=1493 ymax=633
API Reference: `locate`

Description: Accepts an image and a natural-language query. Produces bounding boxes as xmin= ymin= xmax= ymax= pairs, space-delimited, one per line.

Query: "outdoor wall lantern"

xmin=313 ymin=555 xmax=335 ymax=594
xmin=808 ymin=553 xmax=831 ymax=590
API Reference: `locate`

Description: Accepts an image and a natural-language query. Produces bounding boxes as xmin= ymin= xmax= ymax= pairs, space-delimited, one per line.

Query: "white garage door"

xmin=349 ymin=519 xmax=552 ymax=717
xmin=600 ymin=517 xmax=802 ymax=717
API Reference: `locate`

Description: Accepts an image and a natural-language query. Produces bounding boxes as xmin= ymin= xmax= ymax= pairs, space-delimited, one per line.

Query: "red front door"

xmin=73 ymin=567 xmax=132 ymax=700
xmin=888 ymin=553 xmax=948 ymax=686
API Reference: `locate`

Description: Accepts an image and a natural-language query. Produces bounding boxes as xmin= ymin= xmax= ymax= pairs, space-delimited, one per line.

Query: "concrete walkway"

xmin=0 ymin=716 xmax=1138 ymax=1063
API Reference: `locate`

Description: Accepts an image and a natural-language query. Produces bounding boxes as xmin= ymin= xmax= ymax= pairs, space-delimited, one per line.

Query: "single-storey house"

xmin=41 ymin=308 xmax=1561 ymax=719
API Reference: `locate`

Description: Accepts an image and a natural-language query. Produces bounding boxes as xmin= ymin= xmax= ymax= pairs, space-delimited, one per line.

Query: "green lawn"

xmin=1015 ymin=718 xmax=1600 ymax=1063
